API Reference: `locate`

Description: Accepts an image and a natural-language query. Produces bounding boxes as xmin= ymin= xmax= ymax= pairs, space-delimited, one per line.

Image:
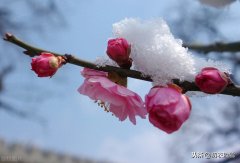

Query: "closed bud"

xmin=106 ymin=38 xmax=132 ymax=68
xmin=195 ymin=67 xmax=229 ymax=94
xmin=31 ymin=52 xmax=64 ymax=77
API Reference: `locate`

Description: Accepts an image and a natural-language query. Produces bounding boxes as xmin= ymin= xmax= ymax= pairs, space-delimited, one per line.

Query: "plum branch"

xmin=3 ymin=33 xmax=240 ymax=96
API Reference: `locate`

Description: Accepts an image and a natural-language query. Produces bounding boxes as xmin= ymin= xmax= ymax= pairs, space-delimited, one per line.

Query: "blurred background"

xmin=0 ymin=0 xmax=240 ymax=163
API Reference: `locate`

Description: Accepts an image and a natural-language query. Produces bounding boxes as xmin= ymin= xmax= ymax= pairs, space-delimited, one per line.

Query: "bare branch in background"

xmin=0 ymin=65 xmax=13 ymax=92
xmin=184 ymin=41 xmax=240 ymax=53
xmin=168 ymin=3 xmax=224 ymax=43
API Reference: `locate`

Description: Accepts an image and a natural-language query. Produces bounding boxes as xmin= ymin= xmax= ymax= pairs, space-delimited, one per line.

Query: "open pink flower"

xmin=31 ymin=52 xmax=64 ymax=77
xmin=145 ymin=85 xmax=191 ymax=134
xmin=106 ymin=38 xmax=132 ymax=68
xmin=195 ymin=67 xmax=229 ymax=94
xmin=78 ymin=68 xmax=147 ymax=124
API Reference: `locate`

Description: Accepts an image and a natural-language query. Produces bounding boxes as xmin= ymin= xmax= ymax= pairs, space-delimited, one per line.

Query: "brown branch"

xmin=184 ymin=41 xmax=240 ymax=53
xmin=3 ymin=33 xmax=240 ymax=96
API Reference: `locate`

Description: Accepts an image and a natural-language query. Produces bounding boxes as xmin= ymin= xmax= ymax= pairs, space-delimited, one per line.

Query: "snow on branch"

xmin=3 ymin=33 xmax=240 ymax=96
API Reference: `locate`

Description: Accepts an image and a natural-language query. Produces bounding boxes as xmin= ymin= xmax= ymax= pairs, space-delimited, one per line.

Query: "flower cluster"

xmin=29 ymin=36 xmax=230 ymax=134
xmin=77 ymin=38 xmax=230 ymax=134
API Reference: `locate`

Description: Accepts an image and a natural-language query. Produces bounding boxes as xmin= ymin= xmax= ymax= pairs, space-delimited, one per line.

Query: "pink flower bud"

xmin=145 ymin=84 xmax=191 ymax=134
xmin=31 ymin=52 xmax=64 ymax=77
xmin=106 ymin=38 xmax=132 ymax=68
xmin=195 ymin=67 xmax=229 ymax=94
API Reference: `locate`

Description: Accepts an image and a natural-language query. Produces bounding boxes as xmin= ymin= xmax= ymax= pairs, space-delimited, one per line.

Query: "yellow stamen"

xmin=94 ymin=100 xmax=110 ymax=113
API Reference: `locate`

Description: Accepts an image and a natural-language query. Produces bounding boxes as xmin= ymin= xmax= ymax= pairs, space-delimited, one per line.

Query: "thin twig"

xmin=3 ymin=33 xmax=240 ymax=96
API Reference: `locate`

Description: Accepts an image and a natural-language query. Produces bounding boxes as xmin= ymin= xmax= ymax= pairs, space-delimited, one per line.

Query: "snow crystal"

xmin=111 ymin=18 xmax=230 ymax=85
xmin=95 ymin=55 xmax=119 ymax=67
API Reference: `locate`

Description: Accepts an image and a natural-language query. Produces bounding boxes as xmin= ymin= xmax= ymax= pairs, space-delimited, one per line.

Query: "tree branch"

xmin=184 ymin=41 xmax=240 ymax=53
xmin=3 ymin=33 xmax=240 ymax=96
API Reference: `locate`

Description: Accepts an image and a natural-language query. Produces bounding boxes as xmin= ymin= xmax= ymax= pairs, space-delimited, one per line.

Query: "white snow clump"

xmin=110 ymin=18 xmax=230 ymax=85
xmin=95 ymin=18 xmax=230 ymax=86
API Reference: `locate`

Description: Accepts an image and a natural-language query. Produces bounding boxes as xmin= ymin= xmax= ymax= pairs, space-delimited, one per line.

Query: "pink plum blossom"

xmin=78 ymin=68 xmax=147 ymax=124
xmin=145 ymin=84 xmax=191 ymax=134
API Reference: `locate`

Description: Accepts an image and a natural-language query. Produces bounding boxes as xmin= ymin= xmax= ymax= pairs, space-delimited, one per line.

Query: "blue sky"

xmin=1 ymin=0 xmax=240 ymax=163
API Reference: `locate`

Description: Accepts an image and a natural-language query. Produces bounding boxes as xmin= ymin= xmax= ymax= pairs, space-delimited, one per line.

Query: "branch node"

xmin=3 ymin=32 xmax=14 ymax=41
xmin=23 ymin=50 xmax=38 ymax=57
xmin=64 ymin=54 xmax=73 ymax=63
